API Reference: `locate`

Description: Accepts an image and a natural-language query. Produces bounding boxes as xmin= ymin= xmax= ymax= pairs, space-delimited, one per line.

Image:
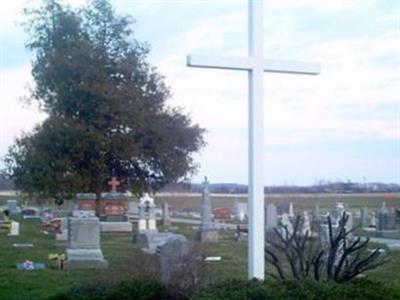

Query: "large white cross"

xmin=187 ymin=0 xmax=320 ymax=279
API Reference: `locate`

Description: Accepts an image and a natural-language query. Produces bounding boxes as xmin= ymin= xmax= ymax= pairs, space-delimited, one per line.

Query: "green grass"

xmin=0 ymin=193 xmax=399 ymax=299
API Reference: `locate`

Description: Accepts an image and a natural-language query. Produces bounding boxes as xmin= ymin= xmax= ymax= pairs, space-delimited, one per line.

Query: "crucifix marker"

xmin=108 ymin=177 xmax=120 ymax=193
xmin=187 ymin=0 xmax=320 ymax=279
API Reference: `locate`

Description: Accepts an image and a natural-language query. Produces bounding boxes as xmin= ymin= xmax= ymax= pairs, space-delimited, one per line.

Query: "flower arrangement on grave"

xmin=0 ymin=222 xmax=11 ymax=230
xmin=21 ymin=260 xmax=35 ymax=270
xmin=48 ymin=253 xmax=66 ymax=270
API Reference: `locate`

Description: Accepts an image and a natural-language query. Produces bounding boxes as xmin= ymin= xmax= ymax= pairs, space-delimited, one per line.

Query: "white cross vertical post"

xmin=247 ymin=0 xmax=264 ymax=279
xmin=186 ymin=0 xmax=320 ymax=279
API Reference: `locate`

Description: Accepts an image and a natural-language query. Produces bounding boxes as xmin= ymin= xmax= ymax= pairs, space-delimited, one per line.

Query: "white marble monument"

xmin=138 ymin=193 xmax=157 ymax=232
xmin=8 ymin=221 xmax=20 ymax=236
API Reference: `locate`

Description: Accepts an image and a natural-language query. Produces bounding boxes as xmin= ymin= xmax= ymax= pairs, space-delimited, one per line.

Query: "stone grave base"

xmin=197 ymin=229 xmax=219 ymax=242
xmin=65 ymin=249 xmax=108 ymax=269
xmin=100 ymin=222 xmax=132 ymax=232
xmin=23 ymin=216 xmax=41 ymax=220
xmin=369 ymin=237 xmax=400 ymax=250
xmin=376 ymin=230 xmax=398 ymax=239
xmin=100 ymin=215 xmax=128 ymax=222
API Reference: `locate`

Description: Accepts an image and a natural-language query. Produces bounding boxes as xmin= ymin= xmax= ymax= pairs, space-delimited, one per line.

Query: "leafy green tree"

xmin=4 ymin=0 xmax=205 ymax=203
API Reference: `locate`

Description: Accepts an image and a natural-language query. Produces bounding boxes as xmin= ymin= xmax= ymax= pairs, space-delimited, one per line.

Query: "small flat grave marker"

xmin=13 ymin=243 xmax=34 ymax=248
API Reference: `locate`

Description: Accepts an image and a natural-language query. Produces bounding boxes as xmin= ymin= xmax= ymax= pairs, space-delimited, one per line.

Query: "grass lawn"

xmin=0 ymin=193 xmax=399 ymax=299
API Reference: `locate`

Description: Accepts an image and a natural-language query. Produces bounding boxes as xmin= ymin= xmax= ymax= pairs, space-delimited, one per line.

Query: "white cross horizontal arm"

xmin=187 ymin=55 xmax=321 ymax=75
xmin=186 ymin=55 xmax=253 ymax=71
xmin=263 ymin=59 xmax=320 ymax=75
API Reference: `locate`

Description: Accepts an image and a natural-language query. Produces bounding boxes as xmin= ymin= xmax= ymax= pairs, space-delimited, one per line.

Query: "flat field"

xmin=0 ymin=193 xmax=399 ymax=299
xmin=155 ymin=192 xmax=400 ymax=213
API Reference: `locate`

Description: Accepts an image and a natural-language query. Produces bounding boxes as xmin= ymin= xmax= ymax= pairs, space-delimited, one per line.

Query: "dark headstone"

xmin=99 ymin=192 xmax=128 ymax=222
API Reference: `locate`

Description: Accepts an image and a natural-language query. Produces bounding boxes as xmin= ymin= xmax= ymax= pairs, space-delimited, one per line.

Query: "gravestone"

xmin=213 ymin=207 xmax=231 ymax=222
xmin=361 ymin=207 xmax=369 ymax=228
xmin=319 ymin=223 xmax=339 ymax=246
xmin=302 ymin=211 xmax=311 ymax=236
xmin=234 ymin=201 xmax=247 ymax=222
xmin=197 ymin=177 xmax=219 ymax=242
xmin=280 ymin=213 xmax=293 ymax=237
xmin=138 ymin=193 xmax=157 ymax=232
xmin=65 ymin=216 xmax=108 ymax=269
xmin=138 ymin=232 xmax=180 ymax=254
xmin=76 ymin=193 xmax=97 ymax=211
xmin=377 ymin=203 xmax=397 ymax=237
xmin=99 ymin=192 xmax=131 ymax=232
xmin=8 ymin=221 xmax=20 ymax=236
xmin=329 ymin=202 xmax=353 ymax=232
xmin=377 ymin=202 xmax=397 ymax=231
xmin=128 ymin=202 xmax=139 ymax=215
xmin=99 ymin=192 xmax=128 ymax=222
xmin=314 ymin=204 xmax=321 ymax=218
xmin=370 ymin=211 xmax=377 ymax=228
xmin=98 ymin=177 xmax=131 ymax=232
xmin=7 ymin=200 xmax=19 ymax=215
xmin=331 ymin=202 xmax=346 ymax=223
xmin=346 ymin=211 xmax=353 ymax=233
xmin=162 ymin=202 xmax=171 ymax=228
xmin=157 ymin=235 xmax=194 ymax=287
xmin=387 ymin=208 xmax=397 ymax=230
xmin=312 ymin=204 xmax=323 ymax=228
xmin=288 ymin=202 xmax=294 ymax=217
xmin=22 ymin=207 xmax=40 ymax=219
xmin=265 ymin=203 xmax=277 ymax=230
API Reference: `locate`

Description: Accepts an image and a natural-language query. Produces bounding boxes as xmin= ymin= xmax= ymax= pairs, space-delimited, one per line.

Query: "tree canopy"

xmin=3 ymin=0 xmax=205 ymax=203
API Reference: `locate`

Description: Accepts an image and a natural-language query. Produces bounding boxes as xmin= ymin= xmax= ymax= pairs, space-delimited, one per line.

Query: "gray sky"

xmin=0 ymin=0 xmax=399 ymax=185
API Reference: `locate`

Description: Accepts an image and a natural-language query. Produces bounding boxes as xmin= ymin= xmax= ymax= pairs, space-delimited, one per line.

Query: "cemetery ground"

xmin=0 ymin=194 xmax=400 ymax=299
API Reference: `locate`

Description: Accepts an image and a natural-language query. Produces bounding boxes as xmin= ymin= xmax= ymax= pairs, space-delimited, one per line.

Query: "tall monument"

xmin=197 ymin=177 xmax=218 ymax=242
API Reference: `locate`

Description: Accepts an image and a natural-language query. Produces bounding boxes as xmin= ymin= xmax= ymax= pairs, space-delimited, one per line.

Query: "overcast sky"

xmin=0 ymin=0 xmax=399 ymax=185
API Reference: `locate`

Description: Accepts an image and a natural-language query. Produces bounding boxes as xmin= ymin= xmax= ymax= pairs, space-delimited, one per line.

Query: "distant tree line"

xmin=160 ymin=181 xmax=400 ymax=194
xmin=1 ymin=177 xmax=399 ymax=193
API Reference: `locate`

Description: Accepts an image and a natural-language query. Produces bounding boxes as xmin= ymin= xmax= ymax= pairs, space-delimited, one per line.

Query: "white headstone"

xmin=138 ymin=193 xmax=157 ymax=232
xmin=288 ymin=202 xmax=294 ymax=218
xmin=302 ymin=211 xmax=311 ymax=235
xmin=280 ymin=213 xmax=293 ymax=237
xmin=234 ymin=201 xmax=248 ymax=222
xmin=162 ymin=202 xmax=171 ymax=227
xmin=345 ymin=211 xmax=353 ymax=233
xmin=8 ymin=221 xmax=20 ymax=236
xmin=370 ymin=211 xmax=377 ymax=227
